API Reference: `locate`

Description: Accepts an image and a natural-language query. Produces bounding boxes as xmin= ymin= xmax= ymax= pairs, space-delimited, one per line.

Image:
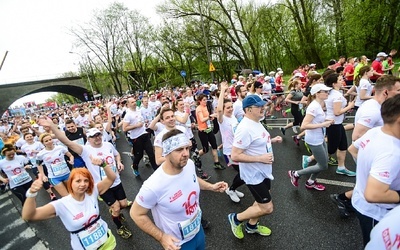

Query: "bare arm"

xmin=231 ymin=146 xmax=273 ymax=164
xmin=352 ymin=124 xmax=371 ymax=141
xmin=333 ymin=100 xmax=354 ymax=116
xmin=364 ymin=176 xmax=400 ymax=203
xmin=22 ymin=174 xmax=57 ymax=221
xmin=154 ymin=146 xmax=165 ymax=166
xmin=348 ymin=144 xmax=358 ymax=160
xmin=359 ymin=89 xmax=373 ymax=100
xmin=300 ymin=114 xmax=332 ymax=130
xmin=130 ymin=201 xmax=180 ymax=250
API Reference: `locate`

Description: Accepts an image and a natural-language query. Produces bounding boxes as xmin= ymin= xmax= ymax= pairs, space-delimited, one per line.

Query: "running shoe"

xmin=328 ymin=157 xmax=338 ymax=166
xmin=245 ymin=223 xmax=272 ymax=236
xmin=282 ymin=110 xmax=287 ymax=118
xmin=200 ymin=172 xmax=211 ymax=181
xmin=305 ymin=180 xmax=325 ymax=191
xmin=336 ymin=168 xmax=356 ymax=177
xmin=270 ymin=116 xmax=277 ymax=119
xmin=302 ymin=155 xmax=309 ymax=169
xmin=292 ymin=136 xmax=300 ymax=146
xmin=98 ymin=196 xmax=103 ymax=201
xmin=228 ymin=213 xmax=244 ymax=239
xmin=214 ymin=162 xmax=225 ymax=170
xmin=225 ymin=189 xmax=240 ymax=203
xmin=126 ymin=200 xmax=133 ymax=207
xmin=117 ymin=225 xmax=132 ymax=239
xmin=329 ymin=194 xmax=350 ymax=218
xmin=235 ymin=190 xmax=244 ymax=198
xmin=288 ymin=171 xmax=299 ymax=187
xmin=280 ymin=127 xmax=286 ymax=135
xmin=50 ymin=193 xmax=58 ymax=201
xmin=292 ymin=126 xmax=298 ymax=133
xmin=131 ymin=165 xmax=140 ymax=177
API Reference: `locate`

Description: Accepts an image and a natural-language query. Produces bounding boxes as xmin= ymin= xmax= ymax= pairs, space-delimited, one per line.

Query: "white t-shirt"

xmin=233 ymin=99 xmax=245 ymax=122
xmin=183 ymin=96 xmax=196 ymax=111
xmin=52 ymin=186 xmax=109 ymax=250
xmin=80 ymin=142 xmax=121 ymax=188
xmin=352 ymin=127 xmax=400 ymax=221
xmin=262 ymin=82 xmax=272 ymax=99
xmin=21 ymin=142 xmax=44 ymax=168
xmin=123 ymin=109 xmax=146 ymax=140
xmin=153 ymin=122 xmax=166 ymax=138
xmin=148 ymin=100 xmax=162 ymax=113
xmin=36 ymin=145 xmax=70 ymax=178
xmin=154 ymin=126 xmax=186 ymax=148
xmin=304 ymin=100 xmax=326 ymax=146
xmin=325 ymin=89 xmax=347 ymax=124
xmin=140 ymin=105 xmax=154 ymax=123
xmin=135 ymin=160 xmax=201 ymax=245
xmin=174 ymin=110 xmax=194 ymax=139
xmin=354 ymin=99 xmax=383 ymax=129
xmin=74 ymin=115 xmax=90 ymax=128
xmin=233 ymin=116 xmax=273 ymax=185
xmin=15 ymin=137 xmax=27 ymax=148
xmin=0 ymin=155 xmax=31 ymax=189
xmin=365 ymin=205 xmax=400 ymax=250
xmin=218 ymin=115 xmax=238 ymax=155
xmin=355 ymin=79 xmax=373 ymax=107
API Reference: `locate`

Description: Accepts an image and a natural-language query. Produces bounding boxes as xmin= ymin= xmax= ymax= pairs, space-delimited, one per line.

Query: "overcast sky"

xmin=0 ymin=0 xmax=162 ymax=106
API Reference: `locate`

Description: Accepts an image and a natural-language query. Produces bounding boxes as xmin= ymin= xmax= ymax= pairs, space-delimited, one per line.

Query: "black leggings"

xmin=198 ymin=130 xmax=217 ymax=153
xmin=130 ymin=133 xmax=157 ymax=170
xmin=230 ymin=165 xmax=245 ymax=191
xmin=326 ymin=124 xmax=348 ymax=154
xmin=11 ymin=181 xmax=33 ymax=205
xmin=291 ymin=104 xmax=304 ymax=126
xmin=355 ymin=209 xmax=379 ymax=246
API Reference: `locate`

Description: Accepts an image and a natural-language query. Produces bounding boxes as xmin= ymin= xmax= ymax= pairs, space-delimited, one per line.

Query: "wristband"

xmin=100 ymin=160 xmax=108 ymax=168
xmin=26 ymin=189 xmax=38 ymax=198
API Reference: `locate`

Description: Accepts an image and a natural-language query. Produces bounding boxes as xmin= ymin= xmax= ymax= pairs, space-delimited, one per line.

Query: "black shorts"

xmin=326 ymin=124 xmax=348 ymax=154
xmin=100 ymin=183 xmax=127 ymax=206
xmin=246 ymin=178 xmax=272 ymax=204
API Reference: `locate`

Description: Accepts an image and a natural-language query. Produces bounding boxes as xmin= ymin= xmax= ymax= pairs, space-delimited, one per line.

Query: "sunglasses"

xmin=89 ymin=133 xmax=102 ymax=138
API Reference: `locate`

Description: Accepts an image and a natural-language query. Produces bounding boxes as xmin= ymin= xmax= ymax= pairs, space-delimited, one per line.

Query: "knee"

xmin=111 ymin=202 xmax=121 ymax=212
xmin=259 ymin=202 xmax=273 ymax=215
xmin=202 ymin=147 xmax=209 ymax=154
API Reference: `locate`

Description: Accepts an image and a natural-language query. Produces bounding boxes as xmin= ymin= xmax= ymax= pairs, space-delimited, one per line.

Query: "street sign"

xmin=180 ymin=70 xmax=187 ymax=78
xmin=209 ymin=62 xmax=216 ymax=72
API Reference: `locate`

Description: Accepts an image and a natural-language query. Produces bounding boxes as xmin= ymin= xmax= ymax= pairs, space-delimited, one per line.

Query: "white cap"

xmin=86 ymin=128 xmax=102 ymax=137
xmin=377 ymin=52 xmax=388 ymax=57
xmin=310 ymin=84 xmax=332 ymax=95
xmin=278 ymin=70 xmax=283 ymax=74
xmin=294 ymin=72 xmax=303 ymax=78
xmin=309 ymin=63 xmax=316 ymax=67
xmin=277 ymin=68 xmax=283 ymax=71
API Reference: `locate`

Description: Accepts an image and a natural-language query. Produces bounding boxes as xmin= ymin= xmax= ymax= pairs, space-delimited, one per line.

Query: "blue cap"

xmin=242 ymin=95 xmax=266 ymax=109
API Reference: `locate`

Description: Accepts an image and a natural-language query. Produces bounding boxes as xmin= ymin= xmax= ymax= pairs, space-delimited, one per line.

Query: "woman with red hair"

xmin=22 ymin=157 xmax=117 ymax=250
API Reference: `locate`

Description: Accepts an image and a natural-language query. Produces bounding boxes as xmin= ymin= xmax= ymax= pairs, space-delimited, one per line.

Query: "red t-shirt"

xmin=371 ymin=60 xmax=383 ymax=80
xmin=343 ymin=64 xmax=354 ymax=81
xmin=275 ymin=76 xmax=283 ymax=92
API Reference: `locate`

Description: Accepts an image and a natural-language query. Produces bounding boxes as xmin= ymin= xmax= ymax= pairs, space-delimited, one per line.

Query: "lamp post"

xmin=69 ymin=51 xmax=95 ymax=99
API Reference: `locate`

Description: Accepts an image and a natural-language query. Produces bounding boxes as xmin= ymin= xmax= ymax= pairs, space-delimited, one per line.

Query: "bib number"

xmin=100 ymin=165 xmax=117 ymax=179
xmin=11 ymin=171 xmax=30 ymax=185
xmin=73 ymin=138 xmax=85 ymax=145
xmin=178 ymin=209 xmax=202 ymax=240
xmin=50 ymin=161 xmax=69 ymax=177
xmin=77 ymin=220 xmax=108 ymax=250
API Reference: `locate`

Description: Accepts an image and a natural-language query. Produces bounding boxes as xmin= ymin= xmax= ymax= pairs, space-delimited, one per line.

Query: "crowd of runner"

xmin=0 ymin=51 xmax=400 ymax=249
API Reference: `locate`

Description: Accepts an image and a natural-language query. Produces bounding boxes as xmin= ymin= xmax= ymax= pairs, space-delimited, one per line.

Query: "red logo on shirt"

xmin=378 ymin=171 xmax=390 ymax=178
xmin=236 ymin=140 xmax=242 ymax=145
xmin=182 ymin=191 xmax=197 ymax=216
xmin=363 ymin=119 xmax=371 ymax=124
xmin=169 ymin=190 xmax=182 ymax=203
xmin=139 ymin=195 xmax=144 ymax=202
xmin=73 ymin=212 xmax=83 ymax=220
xmin=97 ymin=152 xmax=103 ymax=156
xmin=359 ymin=139 xmax=370 ymax=149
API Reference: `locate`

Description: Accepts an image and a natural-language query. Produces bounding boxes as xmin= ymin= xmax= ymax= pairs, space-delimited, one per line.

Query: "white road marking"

xmin=2 ymin=227 xmax=36 ymax=250
xmin=316 ymin=178 xmax=355 ymax=188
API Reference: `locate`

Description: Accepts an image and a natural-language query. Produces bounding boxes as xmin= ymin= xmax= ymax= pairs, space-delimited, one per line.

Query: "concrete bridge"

xmin=0 ymin=76 xmax=90 ymax=114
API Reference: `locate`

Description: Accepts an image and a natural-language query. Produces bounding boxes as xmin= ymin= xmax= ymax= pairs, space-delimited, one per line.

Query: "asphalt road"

xmin=2 ymin=127 xmax=363 ymax=250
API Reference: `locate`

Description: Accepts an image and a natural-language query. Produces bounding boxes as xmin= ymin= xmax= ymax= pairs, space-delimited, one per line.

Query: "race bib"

xmin=29 ymin=157 xmax=37 ymax=168
xmin=178 ymin=209 xmax=202 ymax=240
xmin=50 ymin=161 xmax=69 ymax=177
xmin=100 ymin=165 xmax=117 ymax=179
xmin=77 ymin=220 xmax=108 ymax=250
xmin=73 ymin=138 xmax=85 ymax=145
xmin=11 ymin=171 xmax=30 ymax=185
